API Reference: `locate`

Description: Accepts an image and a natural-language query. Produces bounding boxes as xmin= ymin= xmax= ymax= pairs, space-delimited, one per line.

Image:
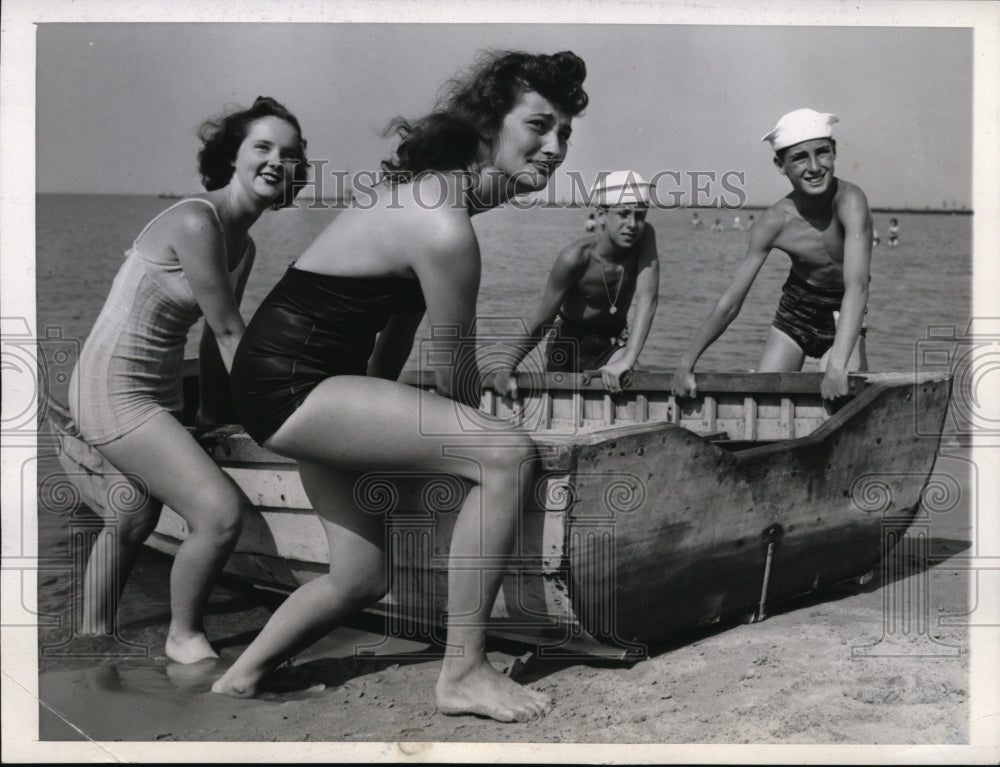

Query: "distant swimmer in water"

xmin=888 ymin=217 xmax=899 ymax=246
xmin=731 ymin=215 xmax=743 ymax=230
xmin=672 ymin=108 xmax=872 ymax=401
xmin=585 ymin=212 xmax=597 ymax=232
xmin=711 ymin=217 xmax=724 ymax=232
xmin=689 ymin=210 xmax=704 ymax=229
xmin=744 ymin=214 xmax=756 ymax=231
xmin=492 ymin=170 xmax=660 ymax=395
xmin=872 ymin=226 xmax=880 ymax=247
xmin=214 ymin=49 xmax=589 ymax=723
xmin=68 ymin=97 xmax=309 ymax=663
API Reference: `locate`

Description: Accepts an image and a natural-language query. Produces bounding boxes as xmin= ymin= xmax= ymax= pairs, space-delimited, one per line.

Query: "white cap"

xmin=762 ymin=108 xmax=839 ymax=152
xmin=591 ymin=170 xmax=651 ymax=207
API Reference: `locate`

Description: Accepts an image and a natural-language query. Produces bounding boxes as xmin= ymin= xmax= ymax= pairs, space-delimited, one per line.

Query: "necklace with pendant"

xmin=600 ymin=259 xmax=624 ymax=315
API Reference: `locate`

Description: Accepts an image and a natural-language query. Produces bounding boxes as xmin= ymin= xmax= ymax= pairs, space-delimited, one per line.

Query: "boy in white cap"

xmin=493 ymin=170 xmax=660 ymax=394
xmin=672 ymin=108 xmax=872 ymax=400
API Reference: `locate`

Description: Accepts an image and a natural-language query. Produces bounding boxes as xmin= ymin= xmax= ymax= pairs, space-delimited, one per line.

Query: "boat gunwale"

xmin=724 ymin=372 xmax=951 ymax=462
xmin=45 ymin=369 xmax=953 ymax=460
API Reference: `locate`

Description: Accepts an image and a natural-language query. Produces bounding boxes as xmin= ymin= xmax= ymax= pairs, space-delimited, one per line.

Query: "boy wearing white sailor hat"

xmin=673 ymin=109 xmax=873 ymax=401
xmin=492 ymin=169 xmax=661 ymax=395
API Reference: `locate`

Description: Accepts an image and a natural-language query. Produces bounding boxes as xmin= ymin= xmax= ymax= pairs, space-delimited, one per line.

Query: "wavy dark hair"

xmin=381 ymin=50 xmax=588 ymax=182
xmin=197 ymin=96 xmax=309 ymax=208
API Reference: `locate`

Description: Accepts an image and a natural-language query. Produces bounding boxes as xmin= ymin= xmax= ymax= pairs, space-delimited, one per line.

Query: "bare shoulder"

xmin=143 ymin=198 xmax=223 ymax=253
xmin=751 ymin=200 xmax=791 ymax=241
xmin=554 ymin=236 xmax=592 ymax=271
xmin=835 ymin=178 xmax=869 ymax=201
xmin=405 ymin=203 xmax=481 ymax=294
xmin=760 ymin=198 xmax=792 ymax=225
xmin=412 ymin=199 xmax=478 ymax=263
xmin=176 ymin=196 xmax=220 ymax=223
xmin=834 ymin=179 xmax=872 ymax=214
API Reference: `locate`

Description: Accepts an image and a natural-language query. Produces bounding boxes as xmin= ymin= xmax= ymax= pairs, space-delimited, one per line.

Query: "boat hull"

xmin=47 ymin=370 xmax=951 ymax=655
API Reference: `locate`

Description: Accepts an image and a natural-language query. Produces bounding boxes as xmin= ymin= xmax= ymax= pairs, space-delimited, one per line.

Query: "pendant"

xmin=609 ymin=305 xmax=618 ymax=315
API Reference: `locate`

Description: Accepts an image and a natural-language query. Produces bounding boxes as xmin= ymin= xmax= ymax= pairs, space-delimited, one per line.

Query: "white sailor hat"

xmin=591 ymin=170 xmax=651 ymax=207
xmin=762 ymin=108 xmax=839 ymax=152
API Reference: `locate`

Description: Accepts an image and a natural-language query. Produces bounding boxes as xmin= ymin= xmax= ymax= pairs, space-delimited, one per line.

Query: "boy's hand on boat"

xmin=598 ymin=360 xmax=632 ymax=393
xmin=671 ymin=369 xmax=697 ymax=398
xmin=820 ymin=365 xmax=850 ymax=400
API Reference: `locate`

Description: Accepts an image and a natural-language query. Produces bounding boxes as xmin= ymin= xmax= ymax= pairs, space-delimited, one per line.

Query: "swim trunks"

xmin=545 ymin=314 xmax=629 ymax=374
xmin=771 ymin=271 xmax=866 ymax=359
xmin=230 ymin=265 xmax=426 ymax=445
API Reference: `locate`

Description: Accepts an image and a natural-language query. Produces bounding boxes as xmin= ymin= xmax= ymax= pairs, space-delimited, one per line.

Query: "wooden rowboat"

xmin=46 ymin=367 xmax=952 ymax=657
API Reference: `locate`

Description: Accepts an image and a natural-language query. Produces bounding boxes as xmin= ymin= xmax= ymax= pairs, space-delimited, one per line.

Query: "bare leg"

xmin=80 ymin=488 xmax=161 ymax=636
xmin=757 ymin=326 xmax=806 ymax=372
xmin=434 ymin=461 xmax=552 ymax=722
xmin=212 ymin=464 xmax=388 ymax=697
xmin=72 ymin=369 xmax=163 ymax=638
xmin=211 ymin=376 xmax=552 ymax=721
xmin=95 ymin=413 xmax=246 ymax=663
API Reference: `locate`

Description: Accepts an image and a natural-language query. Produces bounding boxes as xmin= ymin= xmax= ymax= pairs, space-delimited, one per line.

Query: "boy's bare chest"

xmin=561 ymin=255 xmax=638 ymax=320
xmin=577 ymin=257 xmax=635 ymax=297
xmin=772 ymin=214 xmax=845 ymax=270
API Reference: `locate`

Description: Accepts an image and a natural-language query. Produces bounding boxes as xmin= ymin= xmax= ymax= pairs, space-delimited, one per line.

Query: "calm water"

xmin=36 ymin=194 xmax=972 ymax=399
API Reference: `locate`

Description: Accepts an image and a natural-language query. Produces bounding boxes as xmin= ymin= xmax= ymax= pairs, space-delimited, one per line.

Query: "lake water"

xmin=36 ymin=194 xmax=973 ymax=401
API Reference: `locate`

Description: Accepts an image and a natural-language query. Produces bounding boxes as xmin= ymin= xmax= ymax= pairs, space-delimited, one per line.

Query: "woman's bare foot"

xmin=210 ymin=666 xmax=263 ymax=699
xmin=435 ymin=660 xmax=553 ymax=723
xmin=165 ymin=630 xmax=219 ymax=664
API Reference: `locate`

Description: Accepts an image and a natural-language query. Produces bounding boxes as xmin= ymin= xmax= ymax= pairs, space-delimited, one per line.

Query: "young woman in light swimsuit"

xmin=69 ymin=97 xmax=308 ymax=663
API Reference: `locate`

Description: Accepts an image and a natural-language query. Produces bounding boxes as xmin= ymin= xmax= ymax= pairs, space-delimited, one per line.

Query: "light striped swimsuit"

xmin=70 ymin=198 xmax=248 ymax=444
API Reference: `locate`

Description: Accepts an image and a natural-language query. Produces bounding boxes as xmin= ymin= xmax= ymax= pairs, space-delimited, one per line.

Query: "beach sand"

xmin=35 ymin=447 xmax=973 ymax=749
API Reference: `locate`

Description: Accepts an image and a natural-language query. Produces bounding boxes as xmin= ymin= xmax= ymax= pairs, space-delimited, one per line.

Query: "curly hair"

xmin=197 ymin=96 xmax=309 ymax=208
xmin=381 ymin=50 xmax=588 ymax=181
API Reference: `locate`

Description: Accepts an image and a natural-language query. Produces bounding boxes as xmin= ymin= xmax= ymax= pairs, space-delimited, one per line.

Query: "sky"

xmin=33 ymin=20 xmax=974 ymax=209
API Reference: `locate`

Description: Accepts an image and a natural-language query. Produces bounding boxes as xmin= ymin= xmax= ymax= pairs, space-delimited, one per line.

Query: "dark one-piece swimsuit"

xmin=230 ymin=265 xmax=426 ymax=445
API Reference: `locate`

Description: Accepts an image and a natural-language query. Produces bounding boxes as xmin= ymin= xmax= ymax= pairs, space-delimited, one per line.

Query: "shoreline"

xmin=31 ymin=192 xmax=976 ymax=217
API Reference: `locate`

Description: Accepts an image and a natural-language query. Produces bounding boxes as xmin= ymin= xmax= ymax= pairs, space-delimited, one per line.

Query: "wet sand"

xmin=36 ymin=446 xmax=974 ymax=748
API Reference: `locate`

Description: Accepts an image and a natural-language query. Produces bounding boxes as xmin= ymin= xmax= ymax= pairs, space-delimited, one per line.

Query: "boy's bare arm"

xmin=492 ymin=245 xmax=587 ymax=396
xmin=614 ymin=227 xmax=660 ymax=370
xmin=672 ymin=211 xmax=782 ymax=396
xmin=821 ymin=184 xmax=872 ymax=398
xmin=598 ymin=227 xmax=659 ymax=392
